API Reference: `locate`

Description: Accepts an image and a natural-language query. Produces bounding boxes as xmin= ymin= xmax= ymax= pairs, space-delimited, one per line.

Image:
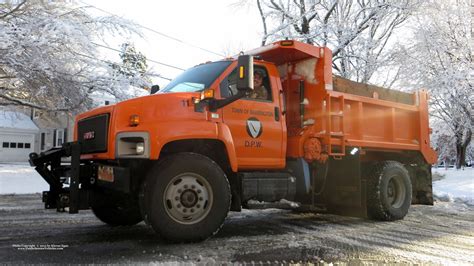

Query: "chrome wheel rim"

xmin=163 ymin=173 xmax=213 ymax=225
xmin=387 ymin=175 xmax=406 ymax=209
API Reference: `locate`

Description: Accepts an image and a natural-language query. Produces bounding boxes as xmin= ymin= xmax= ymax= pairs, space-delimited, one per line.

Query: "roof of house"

xmin=32 ymin=113 xmax=66 ymax=129
xmin=0 ymin=111 xmax=39 ymax=131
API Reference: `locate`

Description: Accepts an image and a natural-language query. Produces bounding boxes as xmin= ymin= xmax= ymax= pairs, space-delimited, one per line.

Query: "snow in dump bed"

xmin=433 ymin=168 xmax=474 ymax=206
xmin=0 ymin=163 xmax=472 ymax=206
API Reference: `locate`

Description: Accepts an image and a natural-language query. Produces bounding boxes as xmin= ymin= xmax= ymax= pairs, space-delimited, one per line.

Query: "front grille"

xmin=77 ymin=113 xmax=109 ymax=154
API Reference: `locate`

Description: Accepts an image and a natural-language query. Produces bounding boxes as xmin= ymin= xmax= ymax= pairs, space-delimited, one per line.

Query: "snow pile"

xmin=247 ymin=199 xmax=265 ymax=205
xmin=433 ymin=168 xmax=474 ymax=206
xmin=0 ymin=163 xmax=47 ymax=194
xmin=246 ymin=199 xmax=300 ymax=208
xmin=279 ymin=198 xmax=300 ymax=208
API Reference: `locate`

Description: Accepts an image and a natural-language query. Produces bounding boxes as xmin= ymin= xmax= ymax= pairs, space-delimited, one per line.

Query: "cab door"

xmin=219 ymin=64 xmax=285 ymax=170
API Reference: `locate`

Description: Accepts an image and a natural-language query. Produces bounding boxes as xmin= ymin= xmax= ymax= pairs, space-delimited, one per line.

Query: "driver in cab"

xmin=249 ymin=70 xmax=268 ymax=100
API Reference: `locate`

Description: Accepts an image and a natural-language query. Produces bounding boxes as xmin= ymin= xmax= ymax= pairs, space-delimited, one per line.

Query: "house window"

xmin=25 ymin=143 xmax=31 ymax=149
xmin=18 ymin=143 xmax=24 ymax=148
xmin=33 ymin=109 xmax=42 ymax=119
xmin=2 ymin=142 xmax=8 ymax=148
xmin=41 ymin=133 xmax=45 ymax=150
xmin=10 ymin=142 xmax=17 ymax=148
xmin=55 ymin=129 xmax=64 ymax=147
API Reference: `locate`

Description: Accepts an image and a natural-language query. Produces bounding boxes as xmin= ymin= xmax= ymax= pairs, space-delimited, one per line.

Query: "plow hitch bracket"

xmin=29 ymin=142 xmax=84 ymax=214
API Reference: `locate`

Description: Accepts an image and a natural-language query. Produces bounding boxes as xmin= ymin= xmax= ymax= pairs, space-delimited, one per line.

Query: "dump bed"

xmin=249 ymin=40 xmax=437 ymax=164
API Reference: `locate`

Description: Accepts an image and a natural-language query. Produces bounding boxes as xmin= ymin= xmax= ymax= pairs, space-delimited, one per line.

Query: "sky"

xmin=81 ymin=0 xmax=263 ymax=88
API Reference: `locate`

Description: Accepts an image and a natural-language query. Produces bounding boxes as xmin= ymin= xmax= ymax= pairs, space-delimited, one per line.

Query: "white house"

xmin=0 ymin=111 xmax=39 ymax=162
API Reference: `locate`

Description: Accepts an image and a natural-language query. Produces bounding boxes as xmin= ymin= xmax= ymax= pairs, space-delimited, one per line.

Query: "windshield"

xmin=161 ymin=61 xmax=232 ymax=93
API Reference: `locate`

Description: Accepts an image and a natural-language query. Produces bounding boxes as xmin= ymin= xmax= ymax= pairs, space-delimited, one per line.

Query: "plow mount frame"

xmin=29 ymin=142 xmax=93 ymax=213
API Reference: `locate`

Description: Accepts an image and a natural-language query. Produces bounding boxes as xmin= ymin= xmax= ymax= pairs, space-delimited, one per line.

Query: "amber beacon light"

xmin=129 ymin=114 xmax=140 ymax=127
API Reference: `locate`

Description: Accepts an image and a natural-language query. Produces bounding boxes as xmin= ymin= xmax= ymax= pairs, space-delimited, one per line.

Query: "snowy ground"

xmin=1 ymin=194 xmax=473 ymax=264
xmin=0 ymin=163 xmax=48 ymax=194
xmin=432 ymin=167 xmax=474 ymax=206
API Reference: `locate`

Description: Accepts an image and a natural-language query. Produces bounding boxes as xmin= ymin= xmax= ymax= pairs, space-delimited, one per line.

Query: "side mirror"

xmin=150 ymin=85 xmax=160 ymax=94
xmin=195 ymin=56 xmax=254 ymax=113
xmin=236 ymin=55 xmax=254 ymax=92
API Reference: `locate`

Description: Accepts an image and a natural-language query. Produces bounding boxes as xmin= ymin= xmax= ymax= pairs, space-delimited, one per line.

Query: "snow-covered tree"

xmin=110 ymin=42 xmax=152 ymax=90
xmin=239 ymin=0 xmax=420 ymax=84
xmin=0 ymin=1 xmax=150 ymax=113
xmin=397 ymin=0 xmax=473 ymax=169
xmin=431 ymin=120 xmax=457 ymax=168
xmin=466 ymin=143 xmax=474 ymax=166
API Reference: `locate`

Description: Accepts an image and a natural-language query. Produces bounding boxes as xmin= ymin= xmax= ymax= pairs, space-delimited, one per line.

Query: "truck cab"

xmin=30 ymin=40 xmax=436 ymax=243
xmin=214 ymin=59 xmax=287 ymax=169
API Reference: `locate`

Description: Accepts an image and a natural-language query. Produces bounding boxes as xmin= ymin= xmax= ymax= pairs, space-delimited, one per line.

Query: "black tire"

xmin=90 ymin=190 xmax=143 ymax=226
xmin=366 ymin=161 xmax=412 ymax=221
xmin=144 ymin=152 xmax=231 ymax=242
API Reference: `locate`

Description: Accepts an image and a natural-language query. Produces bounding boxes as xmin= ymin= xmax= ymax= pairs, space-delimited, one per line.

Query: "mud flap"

xmin=324 ymin=149 xmax=367 ymax=218
xmin=410 ymin=164 xmax=434 ymax=205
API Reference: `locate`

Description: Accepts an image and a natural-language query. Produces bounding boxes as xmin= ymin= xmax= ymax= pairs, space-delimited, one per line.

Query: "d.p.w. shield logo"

xmin=246 ymin=117 xmax=263 ymax=138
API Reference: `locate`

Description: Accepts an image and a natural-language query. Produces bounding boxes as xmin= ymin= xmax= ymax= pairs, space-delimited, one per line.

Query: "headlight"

xmin=136 ymin=142 xmax=145 ymax=155
xmin=115 ymin=132 xmax=149 ymax=158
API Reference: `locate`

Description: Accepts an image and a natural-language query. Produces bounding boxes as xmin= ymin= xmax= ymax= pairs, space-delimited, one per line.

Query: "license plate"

xmin=98 ymin=165 xmax=114 ymax=182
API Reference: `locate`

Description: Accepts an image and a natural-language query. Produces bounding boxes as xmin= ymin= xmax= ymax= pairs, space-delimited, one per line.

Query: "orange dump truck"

xmin=30 ymin=40 xmax=437 ymax=242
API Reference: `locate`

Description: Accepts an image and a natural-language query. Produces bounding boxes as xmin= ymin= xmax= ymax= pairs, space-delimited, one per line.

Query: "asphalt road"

xmin=1 ymin=194 xmax=473 ymax=264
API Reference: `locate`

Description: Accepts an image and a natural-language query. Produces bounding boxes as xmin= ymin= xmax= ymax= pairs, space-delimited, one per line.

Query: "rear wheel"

xmin=90 ymin=190 xmax=143 ymax=226
xmin=366 ymin=161 xmax=412 ymax=221
xmin=144 ymin=153 xmax=231 ymax=242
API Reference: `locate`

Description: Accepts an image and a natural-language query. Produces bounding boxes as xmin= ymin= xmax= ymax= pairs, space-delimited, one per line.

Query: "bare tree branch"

xmin=0 ymin=0 xmax=27 ymax=19
xmin=257 ymin=0 xmax=269 ymax=46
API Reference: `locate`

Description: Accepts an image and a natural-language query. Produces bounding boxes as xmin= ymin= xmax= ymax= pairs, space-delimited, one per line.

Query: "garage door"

xmin=0 ymin=133 xmax=35 ymax=162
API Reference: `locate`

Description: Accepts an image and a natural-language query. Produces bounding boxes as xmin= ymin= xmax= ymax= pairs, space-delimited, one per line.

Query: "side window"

xmin=219 ymin=66 xmax=272 ymax=102
xmin=219 ymin=68 xmax=238 ymax=98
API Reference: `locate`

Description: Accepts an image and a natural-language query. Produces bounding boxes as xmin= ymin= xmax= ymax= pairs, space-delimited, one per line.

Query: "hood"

xmin=111 ymin=92 xmax=205 ymax=131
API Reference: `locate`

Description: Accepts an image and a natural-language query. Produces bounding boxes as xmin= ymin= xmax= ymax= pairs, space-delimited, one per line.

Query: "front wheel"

xmin=144 ymin=153 xmax=231 ymax=242
xmin=366 ymin=161 xmax=412 ymax=221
